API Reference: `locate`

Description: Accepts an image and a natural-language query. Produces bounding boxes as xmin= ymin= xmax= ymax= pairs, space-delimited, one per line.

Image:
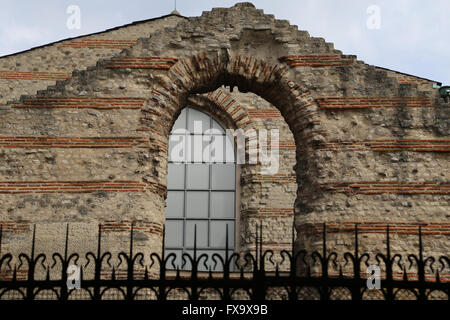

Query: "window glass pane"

xmin=166 ymin=191 xmax=184 ymax=218
xmin=197 ymin=250 xmax=212 ymax=272
xmin=225 ymin=132 xmax=235 ymax=162
xmin=186 ymin=250 xmax=214 ymax=271
xmin=211 ymin=164 xmax=235 ymax=190
xmin=188 ymin=108 xmax=210 ymax=133
xmin=183 ymin=250 xmax=211 ymax=271
xmin=166 ymin=106 xmax=236 ymax=264
xmin=210 ymin=192 xmax=235 ymax=218
xmin=202 ymin=134 xmax=212 ymax=163
xmin=207 ymin=250 xmax=236 ymax=271
xmin=186 ymin=164 xmax=209 ymax=189
xmin=167 ymin=163 xmax=184 ymax=189
xmin=172 ymin=108 xmax=187 ymax=131
xmin=189 ymin=134 xmax=205 ymax=163
xmin=209 ymin=135 xmax=225 ymax=163
xmin=179 ymin=251 xmax=193 ymax=270
xmin=210 ymin=221 xmax=235 ymax=248
xmin=185 ymin=221 xmax=208 ymax=248
xmin=165 ymin=221 xmax=183 ymax=248
xmin=182 ymin=250 xmax=236 ymax=271
xmin=186 ymin=191 xmax=209 ymax=218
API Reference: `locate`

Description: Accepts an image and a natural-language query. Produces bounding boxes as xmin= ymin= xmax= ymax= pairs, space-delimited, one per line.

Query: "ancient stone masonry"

xmin=0 ymin=2 xmax=448 ymax=278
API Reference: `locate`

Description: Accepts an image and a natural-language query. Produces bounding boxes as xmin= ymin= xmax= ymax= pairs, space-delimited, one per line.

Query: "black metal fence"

xmin=0 ymin=223 xmax=448 ymax=301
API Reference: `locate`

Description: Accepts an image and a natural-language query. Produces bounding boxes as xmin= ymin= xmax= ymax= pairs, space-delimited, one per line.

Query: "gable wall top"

xmin=0 ymin=2 xmax=441 ymax=106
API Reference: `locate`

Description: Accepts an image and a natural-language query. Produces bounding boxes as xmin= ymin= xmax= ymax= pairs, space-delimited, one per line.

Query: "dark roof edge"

xmin=0 ymin=13 xmax=188 ymax=59
xmin=373 ymin=65 xmax=442 ymax=86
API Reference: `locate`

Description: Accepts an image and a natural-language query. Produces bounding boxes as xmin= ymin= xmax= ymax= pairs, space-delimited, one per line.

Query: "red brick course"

xmin=242 ymin=208 xmax=293 ymax=218
xmin=13 ymin=97 xmax=145 ymax=109
xmin=242 ymin=174 xmax=296 ymax=184
xmin=0 ymin=220 xmax=30 ymax=234
xmin=298 ymin=221 xmax=450 ymax=236
xmin=316 ymin=181 xmax=450 ymax=195
xmin=0 ymin=181 xmax=147 ymax=194
xmin=0 ymin=136 xmax=149 ymax=149
xmin=59 ymin=39 xmax=137 ymax=49
xmin=101 ymin=220 xmax=163 ymax=235
xmin=279 ymin=55 xmax=355 ymax=67
xmin=316 ymin=139 xmax=450 ymax=152
xmin=317 ymin=97 xmax=434 ymax=109
xmin=0 ymin=70 xmax=71 ymax=81
xmin=105 ymin=57 xmax=178 ymax=69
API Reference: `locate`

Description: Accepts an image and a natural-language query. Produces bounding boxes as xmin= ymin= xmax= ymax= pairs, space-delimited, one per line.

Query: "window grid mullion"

xmin=208 ymin=114 xmax=212 ymax=248
xmin=182 ymin=108 xmax=189 ymax=255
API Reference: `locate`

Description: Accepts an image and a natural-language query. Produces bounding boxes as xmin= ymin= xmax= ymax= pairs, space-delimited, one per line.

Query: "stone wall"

xmin=0 ymin=3 xmax=448 ymax=279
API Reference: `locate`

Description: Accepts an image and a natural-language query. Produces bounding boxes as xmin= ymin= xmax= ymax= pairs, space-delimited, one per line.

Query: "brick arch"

xmin=187 ymin=89 xmax=253 ymax=131
xmin=145 ymin=53 xmax=322 ymax=139
xmin=144 ymin=53 xmax=325 ymax=254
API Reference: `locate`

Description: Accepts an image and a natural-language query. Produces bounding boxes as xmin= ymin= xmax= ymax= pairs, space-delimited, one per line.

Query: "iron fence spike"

xmin=31 ymin=224 xmax=36 ymax=259
xmin=97 ymin=224 xmax=102 ymax=257
xmin=130 ymin=222 xmax=134 ymax=257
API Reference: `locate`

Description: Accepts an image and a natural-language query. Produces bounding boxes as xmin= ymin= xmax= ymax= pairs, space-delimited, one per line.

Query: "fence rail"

xmin=0 ymin=223 xmax=449 ymax=301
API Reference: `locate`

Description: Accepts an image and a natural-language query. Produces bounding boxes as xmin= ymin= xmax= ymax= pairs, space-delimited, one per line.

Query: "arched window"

xmin=165 ymin=106 xmax=236 ymax=270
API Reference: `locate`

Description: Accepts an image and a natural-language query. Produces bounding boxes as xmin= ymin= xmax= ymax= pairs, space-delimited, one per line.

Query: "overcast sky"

xmin=1 ymin=0 xmax=449 ymax=85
